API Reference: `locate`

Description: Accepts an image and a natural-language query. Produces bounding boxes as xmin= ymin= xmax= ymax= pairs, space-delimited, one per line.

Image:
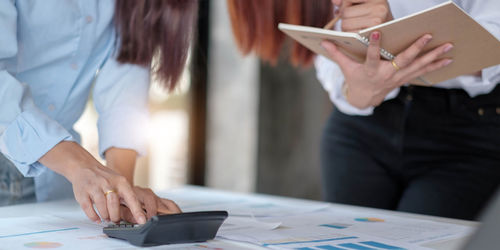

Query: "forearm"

xmin=104 ymin=147 xmax=137 ymax=184
xmin=38 ymin=141 xmax=101 ymax=181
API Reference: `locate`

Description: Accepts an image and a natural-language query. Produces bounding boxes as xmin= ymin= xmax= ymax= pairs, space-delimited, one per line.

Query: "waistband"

xmin=397 ymin=84 xmax=500 ymax=115
xmin=400 ymin=84 xmax=500 ymax=103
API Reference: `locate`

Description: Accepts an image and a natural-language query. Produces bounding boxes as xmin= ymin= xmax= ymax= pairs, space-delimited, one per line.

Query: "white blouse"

xmin=315 ymin=0 xmax=500 ymax=115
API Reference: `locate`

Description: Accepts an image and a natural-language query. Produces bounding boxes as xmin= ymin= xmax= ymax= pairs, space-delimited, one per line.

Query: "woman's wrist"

xmin=342 ymin=82 xmax=371 ymax=109
xmin=38 ymin=141 xmax=102 ymax=182
xmin=104 ymin=147 xmax=137 ymax=184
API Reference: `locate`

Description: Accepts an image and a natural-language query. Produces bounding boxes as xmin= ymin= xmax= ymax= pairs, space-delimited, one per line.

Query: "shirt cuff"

xmin=97 ymin=109 xmax=149 ymax=159
xmin=482 ymin=64 xmax=500 ymax=87
xmin=0 ymin=111 xmax=73 ymax=177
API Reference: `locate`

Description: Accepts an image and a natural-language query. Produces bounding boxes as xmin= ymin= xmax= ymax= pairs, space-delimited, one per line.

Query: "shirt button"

xmin=71 ymin=63 xmax=78 ymax=70
xmin=48 ymin=104 xmax=56 ymax=111
xmin=478 ymin=108 xmax=485 ymax=116
xmin=85 ymin=15 xmax=93 ymax=23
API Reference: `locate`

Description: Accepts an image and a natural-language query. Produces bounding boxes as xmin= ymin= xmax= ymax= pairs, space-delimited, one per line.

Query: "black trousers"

xmin=321 ymin=85 xmax=500 ymax=220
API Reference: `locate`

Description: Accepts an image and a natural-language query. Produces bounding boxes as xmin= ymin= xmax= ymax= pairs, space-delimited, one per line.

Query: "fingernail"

xmin=423 ymin=35 xmax=432 ymax=45
xmin=139 ymin=215 xmax=146 ymax=224
xmin=371 ymin=32 xmax=380 ymax=41
xmin=443 ymin=44 xmax=454 ymax=53
xmin=443 ymin=59 xmax=453 ymax=66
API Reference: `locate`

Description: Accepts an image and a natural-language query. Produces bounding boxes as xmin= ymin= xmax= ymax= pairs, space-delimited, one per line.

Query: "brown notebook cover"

xmin=278 ymin=1 xmax=500 ymax=85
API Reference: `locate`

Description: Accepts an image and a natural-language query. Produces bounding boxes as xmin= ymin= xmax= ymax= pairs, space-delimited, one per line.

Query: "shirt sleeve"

xmin=460 ymin=0 xmax=500 ymax=86
xmin=314 ymin=55 xmax=400 ymax=116
xmin=93 ymin=53 xmax=150 ymax=159
xmin=0 ymin=1 xmax=73 ymax=177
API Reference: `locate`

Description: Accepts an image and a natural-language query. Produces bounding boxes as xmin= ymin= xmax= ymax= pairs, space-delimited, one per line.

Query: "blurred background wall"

xmin=205 ymin=0 xmax=259 ymax=193
xmin=75 ymin=0 xmax=333 ymax=201
xmin=256 ymin=60 xmax=332 ymax=200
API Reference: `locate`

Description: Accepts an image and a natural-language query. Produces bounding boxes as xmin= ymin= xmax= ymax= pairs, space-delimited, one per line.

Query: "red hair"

xmin=227 ymin=0 xmax=333 ymax=66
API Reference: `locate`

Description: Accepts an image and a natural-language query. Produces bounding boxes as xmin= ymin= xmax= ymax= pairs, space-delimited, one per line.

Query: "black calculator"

xmin=103 ymin=211 xmax=228 ymax=247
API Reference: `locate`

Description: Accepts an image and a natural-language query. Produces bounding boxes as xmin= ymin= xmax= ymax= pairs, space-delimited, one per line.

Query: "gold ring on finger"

xmin=104 ymin=190 xmax=116 ymax=196
xmin=391 ymin=60 xmax=401 ymax=71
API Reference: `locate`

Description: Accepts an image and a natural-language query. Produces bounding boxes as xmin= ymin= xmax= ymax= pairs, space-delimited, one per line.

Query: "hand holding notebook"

xmin=321 ymin=31 xmax=454 ymax=109
xmin=279 ymin=1 xmax=500 ymax=87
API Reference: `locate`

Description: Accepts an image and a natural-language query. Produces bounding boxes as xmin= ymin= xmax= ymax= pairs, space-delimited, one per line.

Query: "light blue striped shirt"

xmin=0 ymin=0 xmax=150 ymax=201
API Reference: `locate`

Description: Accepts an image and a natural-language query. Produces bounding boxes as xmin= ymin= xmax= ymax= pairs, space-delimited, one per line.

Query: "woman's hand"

xmin=39 ymin=141 xmax=180 ymax=224
xmin=69 ymin=161 xmax=147 ymax=224
xmin=103 ymin=147 xmax=181 ymax=223
xmin=119 ymin=186 xmax=181 ymax=223
xmin=39 ymin=141 xmax=146 ymax=223
xmin=332 ymin=0 xmax=394 ymax=32
xmin=321 ymin=32 xmax=454 ymax=109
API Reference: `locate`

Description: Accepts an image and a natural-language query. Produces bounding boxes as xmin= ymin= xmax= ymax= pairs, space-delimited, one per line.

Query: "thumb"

xmin=331 ymin=0 xmax=342 ymax=7
xmin=321 ymin=41 xmax=356 ymax=72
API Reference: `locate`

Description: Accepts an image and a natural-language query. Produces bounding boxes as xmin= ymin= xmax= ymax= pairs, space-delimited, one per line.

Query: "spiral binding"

xmin=359 ymin=36 xmax=395 ymax=60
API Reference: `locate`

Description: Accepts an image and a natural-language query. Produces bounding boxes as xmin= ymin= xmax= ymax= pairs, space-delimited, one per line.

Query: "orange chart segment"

xmin=354 ymin=217 xmax=385 ymax=222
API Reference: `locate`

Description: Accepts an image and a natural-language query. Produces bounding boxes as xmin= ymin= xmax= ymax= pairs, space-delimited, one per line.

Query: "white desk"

xmin=0 ymin=186 xmax=478 ymax=250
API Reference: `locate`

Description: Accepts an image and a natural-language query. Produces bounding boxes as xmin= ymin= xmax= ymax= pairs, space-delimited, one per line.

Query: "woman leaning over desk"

xmin=227 ymin=0 xmax=500 ymax=220
xmin=0 ymin=0 xmax=197 ymax=224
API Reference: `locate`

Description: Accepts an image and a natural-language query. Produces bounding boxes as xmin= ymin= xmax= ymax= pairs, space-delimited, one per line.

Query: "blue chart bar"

xmin=320 ymin=224 xmax=349 ymax=229
xmin=360 ymin=241 xmax=406 ymax=250
xmin=339 ymin=243 xmax=377 ymax=250
xmin=317 ymin=245 xmax=346 ymax=250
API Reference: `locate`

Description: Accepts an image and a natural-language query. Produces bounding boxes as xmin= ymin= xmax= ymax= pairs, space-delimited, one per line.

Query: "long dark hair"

xmin=227 ymin=0 xmax=333 ymax=66
xmin=114 ymin=0 xmax=198 ymax=91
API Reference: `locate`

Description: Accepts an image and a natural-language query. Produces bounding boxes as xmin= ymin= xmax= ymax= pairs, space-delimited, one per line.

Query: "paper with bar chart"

xmin=218 ymin=225 xmax=429 ymax=250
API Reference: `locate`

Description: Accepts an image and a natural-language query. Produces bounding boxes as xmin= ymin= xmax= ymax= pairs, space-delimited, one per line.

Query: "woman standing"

xmin=0 ymin=0 xmax=197 ymax=224
xmin=227 ymin=0 xmax=500 ymax=220
xmin=317 ymin=0 xmax=500 ymax=220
